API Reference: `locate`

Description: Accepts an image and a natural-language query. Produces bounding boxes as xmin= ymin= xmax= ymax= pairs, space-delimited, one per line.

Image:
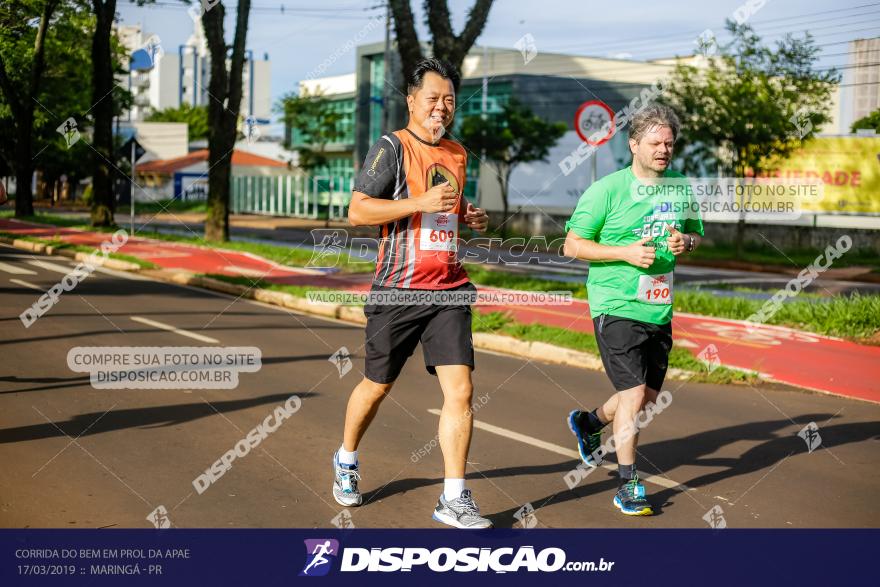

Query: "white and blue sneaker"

xmin=432 ymin=489 xmax=493 ymax=529
xmin=332 ymin=451 xmax=362 ymax=507
xmin=613 ymin=477 xmax=653 ymax=516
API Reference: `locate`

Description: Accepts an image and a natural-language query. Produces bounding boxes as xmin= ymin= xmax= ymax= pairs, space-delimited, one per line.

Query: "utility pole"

xmin=130 ymin=138 xmax=136 ymax=235
xmin=381 ymin=1 xmax=391 ymax=133
xmin=481 ymin=46 xmax=488 ymax=117
xmin=478 ymin=45 xmax=488 ymax=208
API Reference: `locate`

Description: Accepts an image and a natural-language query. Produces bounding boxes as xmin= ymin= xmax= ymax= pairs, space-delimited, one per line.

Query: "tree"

xmin=851 ymin=108 xmax=880 ymax=133
xmin=87 ymin=0 xmax=137 ymax=225
xmin=146 ymin=103 xmax=210 ymax=142
xmin=39 ymin=2 xmax=109 ymax=203
xmin=0 ymin=0 xmax=106 ymax=214
xmin=88 ymin=0 xmax=120 ymax=226
xmin=388 ymin=0 xmax=494 ymax=91
xmin=0 ymin=0 xmax=62 ymax=217
xmin=276 ymin=89 xmax=343 ymax=172
xmin=459 ymin=98 xmax=566 ymax=238
xmin=82 ymin=0 xmax=248 ymax=238
xmin=200 ymin=1 xmax=252 ymax=242
xmin=661 ymin=20 xmax=839 ymax=258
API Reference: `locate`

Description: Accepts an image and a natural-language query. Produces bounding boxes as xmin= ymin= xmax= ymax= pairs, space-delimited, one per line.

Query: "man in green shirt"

xmin=563 ymin=104 xmax=704 ymax=516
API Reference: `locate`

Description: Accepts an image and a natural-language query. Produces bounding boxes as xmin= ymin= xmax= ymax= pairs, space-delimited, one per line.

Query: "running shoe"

xmin=332 ymin=451 xmax=362 ymax=507
xmin=613 ymin=477 xmax=653 ymax=516
xmin=432 ymin=489 xmax=493 ymax=529
xmin=567 ymin=410 xmax=604 ymax=467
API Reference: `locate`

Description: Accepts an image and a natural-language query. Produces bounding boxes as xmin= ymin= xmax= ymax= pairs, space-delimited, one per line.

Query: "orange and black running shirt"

xmin=353 ymin=128 xmax=469 ymax=290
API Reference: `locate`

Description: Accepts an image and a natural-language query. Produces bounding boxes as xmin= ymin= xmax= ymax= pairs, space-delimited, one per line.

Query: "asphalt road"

xmin=1 ymin=244 xmax=878 ymax=529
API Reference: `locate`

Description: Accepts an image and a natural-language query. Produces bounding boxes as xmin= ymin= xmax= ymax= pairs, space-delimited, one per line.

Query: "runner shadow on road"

xmin=0 ymin=324 xmax=353 ymax=347
xmin=0 ymin=311 xmax=278 ymax=320
xmin=486 ymin=472 xmax=622 ymax=529
xmin=358 ymin=459 xmax=620 ymax=525
xmin=0 ymin=374 xmax=92 ymax=394
xmin=359 ymin=459 xmax=550 ymax=500
xmin=0 ymin=326 xmax=353 ymax=346
xmin=0 ymin=392 xmax=318 ymax=444
xmin=261 ymin=354 xmax=356 ymax=367
xmin=358 ymin=414 xmax=879 ymax=525
xmin=645 ymin=417 xmax=880 ymax=513
xmin=493 ymin=415 xmax=878 ymax=523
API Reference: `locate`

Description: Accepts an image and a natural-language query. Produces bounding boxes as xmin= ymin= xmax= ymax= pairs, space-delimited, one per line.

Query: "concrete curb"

xmin=4 ymin=235 xmax=699 ymax=381
xmin=0 ymin=235 xmax=142 ymax=272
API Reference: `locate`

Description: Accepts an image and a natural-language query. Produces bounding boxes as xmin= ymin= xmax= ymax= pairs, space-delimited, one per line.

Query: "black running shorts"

xmin=593 ymin=313 xmax=672 ymax=391
xmin=363 ymin=282 xmax=476 ymax=384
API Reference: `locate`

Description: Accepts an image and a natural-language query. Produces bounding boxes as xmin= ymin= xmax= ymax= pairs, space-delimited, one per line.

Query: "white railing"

xmin=231 ymin=175 xmax=353 ymax=220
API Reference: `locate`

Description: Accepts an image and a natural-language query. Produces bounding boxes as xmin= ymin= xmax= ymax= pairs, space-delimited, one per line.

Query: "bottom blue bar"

xmin=1 ymin=529 xmax=873 ymax=586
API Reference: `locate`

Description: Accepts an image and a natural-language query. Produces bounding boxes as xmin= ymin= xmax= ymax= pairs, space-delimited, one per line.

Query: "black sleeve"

xmin=354 ymin=135 xmax=400 ymax=199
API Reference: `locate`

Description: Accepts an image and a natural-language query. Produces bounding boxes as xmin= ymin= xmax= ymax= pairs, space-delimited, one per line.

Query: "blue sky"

xmin=118 ymin=0 xmax=880 ymax=132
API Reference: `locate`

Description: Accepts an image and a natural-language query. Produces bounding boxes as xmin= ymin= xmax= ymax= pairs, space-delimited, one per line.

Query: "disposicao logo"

xmin=300 ymin=539 xmax=339 ymax=577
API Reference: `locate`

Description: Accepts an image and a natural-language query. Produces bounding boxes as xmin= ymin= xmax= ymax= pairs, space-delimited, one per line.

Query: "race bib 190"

xmin=637 ymin=272 xmax=673 ymax=305
xmin=420 ymin=212 xmax=458 ymax=251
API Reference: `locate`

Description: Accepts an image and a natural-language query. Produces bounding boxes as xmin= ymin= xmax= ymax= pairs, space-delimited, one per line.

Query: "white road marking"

xmin=130 ymin=316 xmax=219 ymax=344
xmin=9 ymin=278 xmax=43 ymax=291
xmin=675 ymin=338 xmax=700 ymax=348
xmin=26 ymin=259 xmax=78 ymax=274
xmin=0 ymin=261 xmax=37 ymax=275
xmin=426 ymin=408 xmax=691 ymax=492
xmin=24 ymin=259 xmax=154 ymax=282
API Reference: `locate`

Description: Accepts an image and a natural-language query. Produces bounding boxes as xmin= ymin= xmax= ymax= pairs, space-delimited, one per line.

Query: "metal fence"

xmin=231 ymin=175 xmax=353 ymax=220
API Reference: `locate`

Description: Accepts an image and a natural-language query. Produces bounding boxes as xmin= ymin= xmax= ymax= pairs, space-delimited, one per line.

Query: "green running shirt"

xmin=565 ymin=166 xmax=705 ymax=325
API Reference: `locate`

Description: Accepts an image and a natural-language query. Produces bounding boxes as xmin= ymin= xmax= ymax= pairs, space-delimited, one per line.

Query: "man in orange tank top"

xmin=330 ymin=58 xmax=492 ymax=529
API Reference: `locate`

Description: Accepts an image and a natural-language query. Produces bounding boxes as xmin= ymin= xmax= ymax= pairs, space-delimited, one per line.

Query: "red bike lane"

xmin=2 ymin=218 xmax=877 ymax=403
xmin=478 ymin=297 xmax=880 ymax=404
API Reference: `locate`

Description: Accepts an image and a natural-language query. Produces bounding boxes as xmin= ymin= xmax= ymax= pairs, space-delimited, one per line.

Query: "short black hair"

xmin=407 ymin=58 xmax=460 ymax=95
